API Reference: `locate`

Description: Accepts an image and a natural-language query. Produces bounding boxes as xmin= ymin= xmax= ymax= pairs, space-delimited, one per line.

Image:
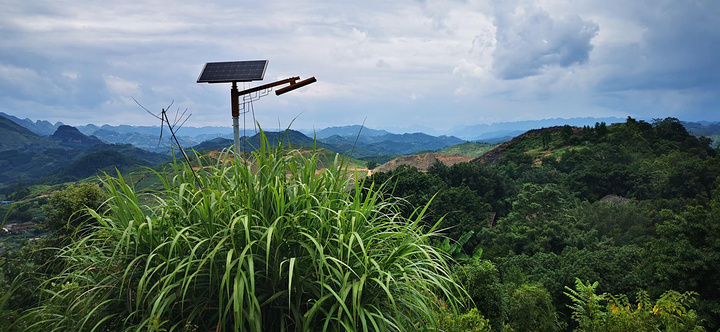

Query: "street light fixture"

xmin=197 ymin=60 xmax=316 ymax=155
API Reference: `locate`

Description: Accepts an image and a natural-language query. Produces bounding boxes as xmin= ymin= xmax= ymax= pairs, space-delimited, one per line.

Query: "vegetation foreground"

xmin=1 ymin=118 xmax=717 ymax=331
xmin=7 ymin=133 xmax=465 ymax=331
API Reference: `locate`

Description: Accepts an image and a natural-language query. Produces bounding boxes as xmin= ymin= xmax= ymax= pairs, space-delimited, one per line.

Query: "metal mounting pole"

xmin=231 ymin=82 xmax=240 ymax=156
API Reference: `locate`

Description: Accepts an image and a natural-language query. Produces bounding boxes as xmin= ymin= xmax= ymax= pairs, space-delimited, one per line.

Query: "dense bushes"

xmin=0 ymin=182 xmax=107 ymax=330
xmin=565 ymin=279 xmax=704 ymax=331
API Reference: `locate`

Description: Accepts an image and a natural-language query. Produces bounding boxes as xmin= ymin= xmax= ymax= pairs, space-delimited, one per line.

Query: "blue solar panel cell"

xmin=197 ymin=60 xmax=268 ymax=83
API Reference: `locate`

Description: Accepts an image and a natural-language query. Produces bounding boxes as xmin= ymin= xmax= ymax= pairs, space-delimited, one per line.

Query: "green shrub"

xmin=436 ymin=308 xmax=491 ymax=332
xmin=42 ymin=182 xmax=107 ymax=240
xmin=565 ymin=278 xmax=705 ymax=331
xmin=24 ymin=132 xmax=462 ymax=331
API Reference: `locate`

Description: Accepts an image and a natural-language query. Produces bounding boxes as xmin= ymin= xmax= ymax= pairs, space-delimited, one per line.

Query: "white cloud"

xmin=104 ymin=75 xmax=140 ymax=96
xmin=453 ymin=59 xmax=487 ymax=80
xmin=0 ymin=64 xmax=53 ymax=97
xmin=62 ymin=72 xmax=79 ymax=80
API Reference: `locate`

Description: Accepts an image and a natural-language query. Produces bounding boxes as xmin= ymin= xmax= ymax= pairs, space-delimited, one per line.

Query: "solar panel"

xmin=196 ymin=60 xmax=268 ymax=83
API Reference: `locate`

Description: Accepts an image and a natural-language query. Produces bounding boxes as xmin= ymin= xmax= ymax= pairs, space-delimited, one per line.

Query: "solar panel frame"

xmin=197 ymin=60 xmax=268 ymax=83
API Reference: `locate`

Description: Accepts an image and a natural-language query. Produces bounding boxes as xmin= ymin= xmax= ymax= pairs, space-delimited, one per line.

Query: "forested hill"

xmin=472 ymin=117 xmax=717 ymax=201
xmin=0 ymin=116 xmax=47 ymax=151
xmin=367 ymin=117 xmax=720 ymax=330
xmin=0 ymin=119 xmax=170 ymax=193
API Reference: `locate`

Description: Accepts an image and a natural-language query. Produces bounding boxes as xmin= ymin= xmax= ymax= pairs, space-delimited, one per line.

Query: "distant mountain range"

xmin=5 ymin=112 xmax=720 ymax=144
xmin=0 ymin=114 xmax=466 ymax=194
xmin=0 ymin=112 xmax=64 ymax=136
xmin=0 ymin=112 xmax=632 ymax=147
xmin=2 ymin=112 xmax=718 ymax=193
xmin=447 ymin=117 xmax=631 ymax=141
xmin=319 ymin=132 xmax=464 ymax=158
xmin=305 ymin=125 xmax=392 ymax=139
xmin=0 ymin=112 xmax=468 ymax=158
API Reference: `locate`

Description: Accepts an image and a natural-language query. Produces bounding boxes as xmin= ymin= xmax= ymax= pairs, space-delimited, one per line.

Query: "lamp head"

xmin=275 ymin=77 xmax=317 ymax=96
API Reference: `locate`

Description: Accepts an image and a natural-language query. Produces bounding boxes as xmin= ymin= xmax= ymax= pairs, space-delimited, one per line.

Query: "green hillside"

xmin=367 ymin=117 xmax=720 ymax=330
xmin=439 ymin=141 xmax=496 ymax=158
xmin=0 ymin=117 xmax=46 ymax=151
xmin=322 ymin=132 xmax=465 ymax=158
xmin=0 ymin=119 xmax=170 ymax=193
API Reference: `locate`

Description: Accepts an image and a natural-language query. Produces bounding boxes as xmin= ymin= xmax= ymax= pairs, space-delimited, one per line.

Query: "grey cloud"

xmin=586 ymin=0 xmax=720 ymax=123
xmin=0 ymin=51 xmax=109 ymax=109
xmin=1 ymin=0 xmax=718 ymax=128
xmin=491 ymin=5 xmax=598 ymax=80
xmin=596 ymin=0 xmax=720 ymax=93
xmin=376 ymin=59 xmax=391 ymax=68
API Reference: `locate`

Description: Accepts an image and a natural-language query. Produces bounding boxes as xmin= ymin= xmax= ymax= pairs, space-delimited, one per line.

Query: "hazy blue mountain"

xmin=72 ymin=123 xmax=231 ymax=153
xmin=88 ymin=129 xmax=193 ymax=153
xmin=323 ymin=132 xmax=463 ymax=147
xmin=373 ymin=124 xmax=442 ymax=136
xmin=449 ymin=117 xmax=628 ymax=141
xmin=192 ymin=130 xmax=326 ymax=153
xmin=0 ymin=112 xmax=65 ymax=136
xmin=189 ymin=129 xmax=465 ymax=160
xmin=307 ymin=125 xmax=392 ymax=139
xmin=77 ymin=124 xmax=232 ymax=137
xmin=78 ymin=123 xmax=101 ymax=135
xmin=471 ymin=130 xmax=526 ymax=143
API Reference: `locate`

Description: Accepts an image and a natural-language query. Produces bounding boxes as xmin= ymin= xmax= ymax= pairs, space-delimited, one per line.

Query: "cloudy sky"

xmin=1 ymin=0 xmax=718 ymax=133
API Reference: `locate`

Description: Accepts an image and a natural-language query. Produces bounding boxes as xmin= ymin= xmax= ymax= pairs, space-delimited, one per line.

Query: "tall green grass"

xmin=24 ymin=132 xmax=462 ymax=331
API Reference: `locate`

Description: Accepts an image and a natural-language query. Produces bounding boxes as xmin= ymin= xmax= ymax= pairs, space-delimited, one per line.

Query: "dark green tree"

xmin=560 ymin=125 xmax=574 ymax=145
xmin=478 ymin=183 xmax=596 ymax=258
xmin=430 ymin=185 xmax=492 ymax=251
xmin=429 ymin=161 xmax=516 ymax=216
xmin=640 ymin=200 xmax=720 ymax=329
xmin=455 ymin=260 xmax=507 ymax=331
xmin=541 ymin=129 xmax=552 ymax=150
xmin=507 ymin=284 xmax=560 ymax=332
